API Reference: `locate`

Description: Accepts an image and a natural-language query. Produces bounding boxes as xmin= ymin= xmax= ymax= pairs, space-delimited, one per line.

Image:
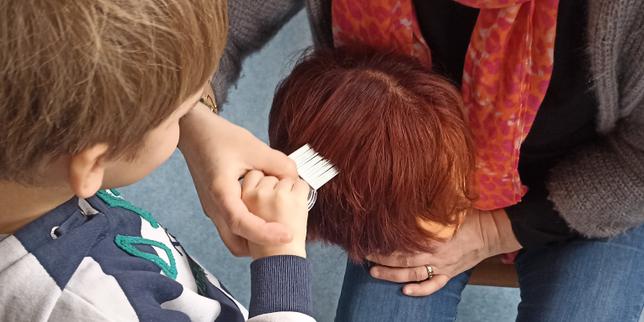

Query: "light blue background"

xmin=121 ymin=9 xmax=642 ymax=322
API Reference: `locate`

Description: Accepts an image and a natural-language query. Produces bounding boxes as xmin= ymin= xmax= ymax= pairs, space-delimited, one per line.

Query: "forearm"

xmin=178 ymin=103 xmax=256 ymax=163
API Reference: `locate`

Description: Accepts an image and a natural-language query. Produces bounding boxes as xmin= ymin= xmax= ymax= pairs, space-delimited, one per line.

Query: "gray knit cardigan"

xmin=213 ymin=0 xmax=644 ymax=239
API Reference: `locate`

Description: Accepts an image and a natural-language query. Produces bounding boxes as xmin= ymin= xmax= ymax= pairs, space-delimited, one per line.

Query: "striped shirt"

xmin=0 ymin=190 xmax=314 ymax=322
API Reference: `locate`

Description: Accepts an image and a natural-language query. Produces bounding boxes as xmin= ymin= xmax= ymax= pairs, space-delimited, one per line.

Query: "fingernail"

xmin=370 ymin=269 xmax=379 ymax=278
xmin=404 ymin=288 xmax=414 ymax=295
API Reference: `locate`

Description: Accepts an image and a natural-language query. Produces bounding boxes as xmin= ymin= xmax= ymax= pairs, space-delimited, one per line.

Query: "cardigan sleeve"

xmin=544 ymin=0 xmax=644 ymax=239
xmin=546 ymin=103 xmax=644 ymax=238
xmin=212 ymin=0 xmax=305 ymax=106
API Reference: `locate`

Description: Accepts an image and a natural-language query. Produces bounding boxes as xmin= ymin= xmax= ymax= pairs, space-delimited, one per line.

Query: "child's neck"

xmin=0 ymin=181 xmax=74 ymax=234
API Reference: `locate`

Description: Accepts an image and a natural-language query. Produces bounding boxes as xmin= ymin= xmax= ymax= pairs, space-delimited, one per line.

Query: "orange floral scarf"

xmin=332 ymin=0 xmax=559 ymax=210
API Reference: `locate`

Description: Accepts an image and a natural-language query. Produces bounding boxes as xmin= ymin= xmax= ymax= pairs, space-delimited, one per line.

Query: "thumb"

xmin=214 ymin=175 xmax=293 ymax=245
xmin=224 ymin=195 xmax=293 ymax=245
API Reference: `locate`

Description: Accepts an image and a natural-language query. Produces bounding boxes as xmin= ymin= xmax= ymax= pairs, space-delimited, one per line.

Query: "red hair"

xmin=269 ymin=48 xmax=475 ymax=261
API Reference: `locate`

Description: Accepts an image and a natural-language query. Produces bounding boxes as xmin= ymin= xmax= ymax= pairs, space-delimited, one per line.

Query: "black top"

xmin=413 ymin=0 xmax=598 ymax=248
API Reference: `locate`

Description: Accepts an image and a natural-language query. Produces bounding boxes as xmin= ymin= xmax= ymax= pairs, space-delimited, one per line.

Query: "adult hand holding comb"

xmin=179 ymin=103 xmax=299 ymax=257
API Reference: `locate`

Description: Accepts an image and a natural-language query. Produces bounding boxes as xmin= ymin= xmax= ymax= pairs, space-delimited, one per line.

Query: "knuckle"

xmin=413 ymin=268 xmax=424 ymax=282
xmin=409 ymin=270 xmax=419 ymax=282
xmin=382 ymin=270 xmax=394 ymax=281
xmin=257 ymin=188 xmax=274 ymax=201
xmin=281 ymin=177 xmax=295 ymax=186
xmin=276 ymin=185 xmax=290 ymax=195
xmin=281 ymin=157 xmax=297 ymax=173
xmin=275 ymin=192 xmax=290 ymax=204
xmin=295 ymin=182 xmax=310 ymax=197
xmin=240 ymin=187 xmax=252 ymax=199
xmin=287 ymin=164 xmax=298 ymax=175
xmin=394 ymin=271 xmax=407 ymax=282
xmin=401 ymin=255 xmax=411 ymax=267
xmin=248 ymin=169 xmax=263 ymax=177
xmin=286 ymin=157 xmax=297 ymax=169
xmin=243 ymin=193 xmax=259 ymax=207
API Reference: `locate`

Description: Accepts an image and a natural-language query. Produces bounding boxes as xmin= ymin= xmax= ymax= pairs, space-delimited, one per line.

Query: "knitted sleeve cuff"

xmin=249 ymin=255 xmax=313 ymax=318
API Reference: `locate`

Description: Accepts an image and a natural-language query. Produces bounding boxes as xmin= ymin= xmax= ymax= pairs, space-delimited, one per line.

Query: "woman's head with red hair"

xmin=269 ymin=47 xmax=475 ymax=261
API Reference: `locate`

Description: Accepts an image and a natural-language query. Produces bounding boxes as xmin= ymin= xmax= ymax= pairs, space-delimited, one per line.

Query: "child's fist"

xmin=241 ymin=170 xmax=310 ymax=259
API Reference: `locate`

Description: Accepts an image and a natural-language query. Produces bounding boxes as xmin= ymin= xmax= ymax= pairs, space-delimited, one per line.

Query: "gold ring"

xmin=425 ymin=265 xmax=434 ymax=280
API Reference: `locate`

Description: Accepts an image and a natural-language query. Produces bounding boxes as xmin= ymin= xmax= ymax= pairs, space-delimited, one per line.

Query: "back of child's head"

xmin=0 ymin=0 xmax=227 ymax=183
xmin=269 ymin=48 xmax=475 ymax=261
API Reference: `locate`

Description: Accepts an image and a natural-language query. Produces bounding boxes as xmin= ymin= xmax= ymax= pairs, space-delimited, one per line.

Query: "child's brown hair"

xmin=0 ymin=0 xmax=227 ymax=183
xmin=269 ymin=48 xmax=475 ymax=261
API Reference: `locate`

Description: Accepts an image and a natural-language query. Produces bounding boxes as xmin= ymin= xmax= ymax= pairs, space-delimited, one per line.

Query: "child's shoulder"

xmin=0 ymin=195 xmax=122 ymax=319
xmin=0 ymin=191 xmax=246 ymax=321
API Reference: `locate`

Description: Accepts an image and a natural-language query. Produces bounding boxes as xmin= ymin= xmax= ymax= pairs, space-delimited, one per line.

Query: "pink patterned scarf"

xmin=332 ymin=0 xmax=559 ymax=210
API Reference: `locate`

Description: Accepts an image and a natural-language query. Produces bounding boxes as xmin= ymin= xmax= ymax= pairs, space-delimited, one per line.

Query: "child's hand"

xmin=241 ymin=170 xmax=310 ymax=259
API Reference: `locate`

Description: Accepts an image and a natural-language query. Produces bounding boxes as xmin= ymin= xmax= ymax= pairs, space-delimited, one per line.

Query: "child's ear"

xmin=68 ymin=143 xmax=110 ymax=198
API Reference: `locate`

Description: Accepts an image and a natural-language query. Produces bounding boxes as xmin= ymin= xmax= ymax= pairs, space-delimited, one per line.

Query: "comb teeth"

xmin=289 ymin=144 xmax=339 ymax=190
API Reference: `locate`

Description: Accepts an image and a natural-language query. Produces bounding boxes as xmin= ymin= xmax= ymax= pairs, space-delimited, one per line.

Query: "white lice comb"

xmin=288 ymin=144 xmax=339 ymax=210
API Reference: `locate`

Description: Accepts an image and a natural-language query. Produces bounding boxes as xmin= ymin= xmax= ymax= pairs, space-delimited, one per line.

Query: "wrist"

xmin=249 ymin=242 xmax=307 ymax=260
xmin=479 ymin=209 xmax=522 ymax=256
xmin=177 ymin=103 xmax=220 ymax=154
xmin=489 ymin=209 xmax=523 ymax=254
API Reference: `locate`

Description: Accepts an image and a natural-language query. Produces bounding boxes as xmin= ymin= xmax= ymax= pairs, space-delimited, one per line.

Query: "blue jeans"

xmin=335 ymin=223 xmax=644 ymax=322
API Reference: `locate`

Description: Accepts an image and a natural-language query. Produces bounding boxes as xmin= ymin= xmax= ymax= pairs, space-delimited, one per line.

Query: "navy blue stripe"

xmin=14 ymin=197 xmax=108 ymax=289
xmin=250 ymin=255 xmax=313 ymax=317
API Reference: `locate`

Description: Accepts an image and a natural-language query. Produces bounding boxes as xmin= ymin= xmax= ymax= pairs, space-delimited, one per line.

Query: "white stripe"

xmin=139 ymin=217 xmax=199 ymax=292
xmin=0 ymin=241 xmax=61 ymax=322
xmin=0 ymin=235 xmax=28 ymax=271
xmin=52 ymin=257 xmax=138 ymax=321
xmin=160 ymin=288 xmax=222 ymax=322
xmin=249 ymin=311 xmax=316 ymax=322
